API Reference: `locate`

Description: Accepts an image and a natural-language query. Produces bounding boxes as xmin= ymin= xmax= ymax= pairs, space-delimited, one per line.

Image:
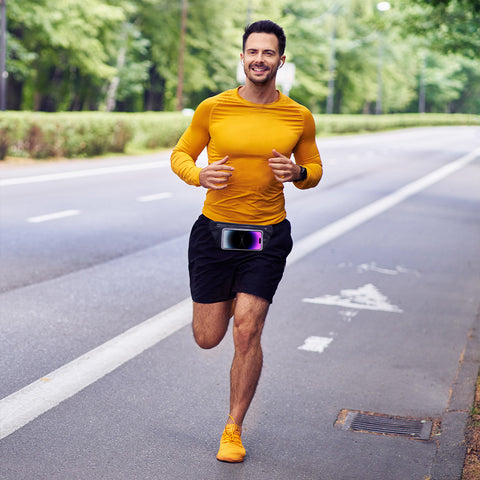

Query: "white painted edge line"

xmin=27 ymin=210 xmax=81 ymax=223
xmin=137 ymin=192 xmax=173 ymax=202
xmin=0 ymin=299 xmax=192 ymax=440
xmin=0 ymin=147 xmax=478 ymax=440
xmin=0 ymin=160 xmax=169 ymax=187
xmin=288 ymin=146 xmax=480 ymax=266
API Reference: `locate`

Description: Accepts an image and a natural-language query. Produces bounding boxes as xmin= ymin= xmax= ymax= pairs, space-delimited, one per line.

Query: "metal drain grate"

xmin=336 ymin=410 xmax=433 ymax=441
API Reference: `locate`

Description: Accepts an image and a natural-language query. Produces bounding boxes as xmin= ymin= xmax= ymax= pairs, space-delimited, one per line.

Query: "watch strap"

xmin=294 ymin=165 xmax=307 ymax=182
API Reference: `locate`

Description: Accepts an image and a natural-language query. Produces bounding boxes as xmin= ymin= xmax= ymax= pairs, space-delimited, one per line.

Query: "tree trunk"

xmin=176 ymin=0 xmax=188 ymax=111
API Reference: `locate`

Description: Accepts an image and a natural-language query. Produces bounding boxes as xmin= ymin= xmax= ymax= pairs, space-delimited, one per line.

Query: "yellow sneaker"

xmin=216 ymin=420 xmax=246 ymax=463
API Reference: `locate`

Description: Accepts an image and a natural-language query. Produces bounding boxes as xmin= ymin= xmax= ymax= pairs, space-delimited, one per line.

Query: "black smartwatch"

xmin=294 ymin=166 xmax=307 ymax=182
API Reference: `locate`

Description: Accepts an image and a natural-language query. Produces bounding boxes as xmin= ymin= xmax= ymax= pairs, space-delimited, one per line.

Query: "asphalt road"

xmin=1 ymin=126 xmax=479 ymax=480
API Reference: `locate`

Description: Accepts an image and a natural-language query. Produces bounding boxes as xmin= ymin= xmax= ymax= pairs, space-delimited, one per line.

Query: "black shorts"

xmin=188 ymin=215 xmax=293 ymax=304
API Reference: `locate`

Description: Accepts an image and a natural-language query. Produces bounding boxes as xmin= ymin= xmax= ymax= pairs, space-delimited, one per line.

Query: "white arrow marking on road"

xmin=298 ymin=336 xmax=333 ymax=353
xmin=303 ymin=283 xmax=403 ymax=313
xmin=137 ymin=192 xmax=173 ymax=202
xmin=0 ymin=146 xmax=478 ymax=440
xmin=27 ymin=210 xmax=81 ymax=223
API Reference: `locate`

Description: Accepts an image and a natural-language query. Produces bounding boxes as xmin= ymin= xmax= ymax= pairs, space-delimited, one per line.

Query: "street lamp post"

xmin=326 ymin=20 xmax=336 ymax=114
xmin=246 ymin=0 xmax=252 ymax=26
xmin=375 ymin=34 xmax=384 ymax=115
xmin=375 ymin=1 xmax=390 ymax=115
xmin=419 ymin=52 xmax=426 ymax=113
xmin=176 ymin=0 xmax=188 ymax=111
xmin=0 ymin=0 xmax=6 ymax=111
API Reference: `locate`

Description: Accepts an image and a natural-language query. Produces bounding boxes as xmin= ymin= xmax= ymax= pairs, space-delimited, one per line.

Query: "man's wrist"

xmin=293 ymin=165 xmax=307 ymax=182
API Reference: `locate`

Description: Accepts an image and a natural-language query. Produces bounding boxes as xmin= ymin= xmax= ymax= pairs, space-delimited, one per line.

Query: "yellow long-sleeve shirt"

xmin=171 ymin=87 xmax=322 ymax=225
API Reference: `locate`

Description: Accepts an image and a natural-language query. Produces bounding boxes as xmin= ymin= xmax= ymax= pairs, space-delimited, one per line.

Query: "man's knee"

xmin=233 ymin=314 xmax=265 ymax=354
xmin=232 ymin=295 xmax=268 ymax=351
xmin=193 ymin=327 xmax=222 ymax=350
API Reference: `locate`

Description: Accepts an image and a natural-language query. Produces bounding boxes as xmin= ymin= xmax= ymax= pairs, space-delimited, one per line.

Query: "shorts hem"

xmin=191 ymin=294 xmax=236 ymax=304
xmin=192 ymin=290 xmax=273 ymax=304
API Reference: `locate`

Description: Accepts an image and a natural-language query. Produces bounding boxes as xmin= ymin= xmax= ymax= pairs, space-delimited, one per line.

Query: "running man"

xmin=171 ymin=20 xmax=323 ymax=462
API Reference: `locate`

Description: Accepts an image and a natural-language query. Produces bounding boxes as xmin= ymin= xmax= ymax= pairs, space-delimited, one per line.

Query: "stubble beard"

xmin=245 ymin=63 xmax=279 ymax=86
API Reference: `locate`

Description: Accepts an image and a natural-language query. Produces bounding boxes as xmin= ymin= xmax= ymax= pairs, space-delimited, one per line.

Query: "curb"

xmin=430 ymin=306 xmax=480 ymax=479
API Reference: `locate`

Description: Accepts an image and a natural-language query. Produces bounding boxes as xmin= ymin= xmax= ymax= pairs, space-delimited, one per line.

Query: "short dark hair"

xmin=243 ymin=20 xmax=286 ymax=56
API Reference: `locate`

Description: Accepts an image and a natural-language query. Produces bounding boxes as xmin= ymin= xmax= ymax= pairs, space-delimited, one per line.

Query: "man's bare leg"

xmin=192 ymin=299 xmax=235 ymax=349
xmin=228 ymin=292 xmax=269 ymax=429
xmin=192 ymin=293 xmax=269 ymax=428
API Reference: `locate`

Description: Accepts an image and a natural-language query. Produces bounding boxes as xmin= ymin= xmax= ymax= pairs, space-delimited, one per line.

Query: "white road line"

xmin=27 ymin=210 xmax=81 ymax=223
xmin=0 ymin=299 xmax=192 ymax=440
xmin=137 ymin=192 xmax=173 ymax=202
xmin=0 ymin=147 xmax=478 ymax=440
xmin=287 ymin=146 xmax=480 ymax=266
xmin=0 ymin=160 xmax=169 ymax=187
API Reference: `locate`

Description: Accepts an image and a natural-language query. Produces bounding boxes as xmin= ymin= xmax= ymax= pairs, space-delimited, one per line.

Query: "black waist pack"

xmin=208 ymin=220 xmax=273 ymax=251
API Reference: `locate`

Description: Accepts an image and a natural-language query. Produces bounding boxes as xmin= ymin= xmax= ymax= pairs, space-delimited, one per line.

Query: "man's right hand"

xmin=199 ymin=156 xmax=234 ymax=190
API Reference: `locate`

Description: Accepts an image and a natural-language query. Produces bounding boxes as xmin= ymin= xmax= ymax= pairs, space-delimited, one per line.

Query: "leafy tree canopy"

xmin=3 ymin=0 xmax=479 ymax=114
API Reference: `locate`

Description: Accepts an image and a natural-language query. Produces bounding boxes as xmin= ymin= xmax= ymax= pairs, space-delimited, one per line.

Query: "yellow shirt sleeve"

xmin=292 ymin=108 xmax=323 ymax=190
xmin=170 ymin=99 xmax=214 ymax=186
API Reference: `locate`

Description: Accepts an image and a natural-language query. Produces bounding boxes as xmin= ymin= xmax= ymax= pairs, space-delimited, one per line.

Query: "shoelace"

xmin=221 ymin=416 xmax=242 ymax=445
xmin=221 ymin=426 xmax=243 ymax=446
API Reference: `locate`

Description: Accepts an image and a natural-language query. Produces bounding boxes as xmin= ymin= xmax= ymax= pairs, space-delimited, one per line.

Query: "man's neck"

xmin=238 ymin=82 xmax=279 ymax=105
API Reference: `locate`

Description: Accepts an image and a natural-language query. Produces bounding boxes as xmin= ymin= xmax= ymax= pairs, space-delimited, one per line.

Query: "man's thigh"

xmin=233 ymin=293 xmax=269 ymax=326
xmin=192 ymin=299 xmax=235 ymax=349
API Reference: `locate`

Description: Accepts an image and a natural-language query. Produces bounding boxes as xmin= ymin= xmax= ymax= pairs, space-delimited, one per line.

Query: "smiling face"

xmin=241 ymin=32 xmax=286 ymax=87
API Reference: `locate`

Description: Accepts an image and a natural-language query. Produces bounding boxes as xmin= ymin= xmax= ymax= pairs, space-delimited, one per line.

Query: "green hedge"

xmin=313 ymin=113 xmax=480 ymax=135
xmin=0 ymin=112 xmax=134 ymax=159
xmin=0 ymin=111 xmax=478 ymax=160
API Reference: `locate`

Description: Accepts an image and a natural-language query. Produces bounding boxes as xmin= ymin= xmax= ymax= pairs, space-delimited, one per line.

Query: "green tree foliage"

xmin=421 ymin=0 xmax=480 ymax=12
xmin=4 ymin=0 xmax=479 ymax=113
xmin=399 ymin=0 xmax=480 ymax=59
xmin=8 ymin=0 xmax=128 ymax=110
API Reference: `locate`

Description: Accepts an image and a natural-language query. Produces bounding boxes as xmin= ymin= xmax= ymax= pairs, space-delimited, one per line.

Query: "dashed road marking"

xmin=27 ymin=210 xmax=81 ymax=223
xmin=137 ymin=192 xmax=173 ymax=202
xmin=298 ymin=336 xmax=334 ymax=353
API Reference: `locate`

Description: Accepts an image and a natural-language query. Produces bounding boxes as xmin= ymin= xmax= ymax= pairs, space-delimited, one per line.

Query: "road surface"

xmin=1 ymin=126 xmax=479 ymax=479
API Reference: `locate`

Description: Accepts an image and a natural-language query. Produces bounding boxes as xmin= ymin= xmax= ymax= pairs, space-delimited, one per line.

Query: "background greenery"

xmin=1 ymin=111 xmax=477 ymax=160
xmin=5 ymin=0 xmax=480 ymax=115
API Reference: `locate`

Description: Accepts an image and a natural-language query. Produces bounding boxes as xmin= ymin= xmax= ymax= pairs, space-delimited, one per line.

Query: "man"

xmin=171 ymin=20 xmax=322 ymax=463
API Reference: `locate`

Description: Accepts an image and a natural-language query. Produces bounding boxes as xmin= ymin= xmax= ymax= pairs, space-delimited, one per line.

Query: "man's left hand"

xmin=268 ymin=149 xmax=301 ymax=183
